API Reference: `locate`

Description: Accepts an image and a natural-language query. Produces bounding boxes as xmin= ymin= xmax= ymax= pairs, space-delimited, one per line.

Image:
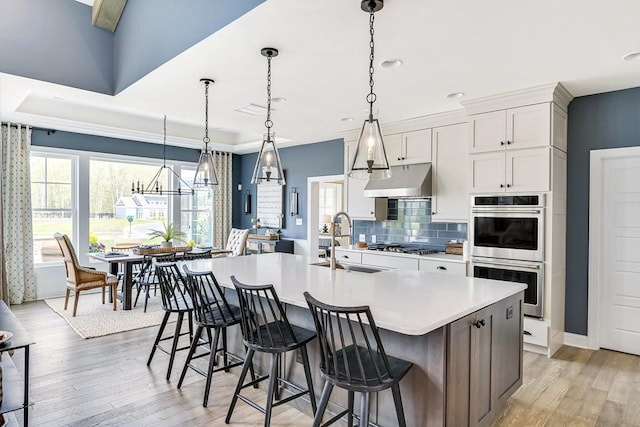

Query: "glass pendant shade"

xmin=349 ymin=117 xmax=391 ymax=180
xmin=251 ymin=131 xmax=285 ymax=185
xmin=193 ymin=149 xmax=219 ymax=187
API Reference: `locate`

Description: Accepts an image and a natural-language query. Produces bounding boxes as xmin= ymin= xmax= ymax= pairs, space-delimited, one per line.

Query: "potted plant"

xmin=148 ymin=221 xmax=187 ymax=248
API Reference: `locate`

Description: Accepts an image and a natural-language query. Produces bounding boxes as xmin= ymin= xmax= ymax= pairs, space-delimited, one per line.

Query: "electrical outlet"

xmin=359 ymin=234 xmax=366 ymax=242
xmin=371 ymin=235 xmax=377 ymax=243
xmin=295 ymin=218 xmax=303 ymax=226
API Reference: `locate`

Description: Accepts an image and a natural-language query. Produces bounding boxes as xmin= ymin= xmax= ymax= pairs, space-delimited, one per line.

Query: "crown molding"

xmin=461 ymin=82 xmax=574 ymax=115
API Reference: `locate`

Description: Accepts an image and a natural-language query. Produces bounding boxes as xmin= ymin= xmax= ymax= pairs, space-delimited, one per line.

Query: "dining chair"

xmin=177 ymin=266 xmax=245 ymax=407
xmin=224 ymin=228 xmax=249 ymax=257
xmin=54 ymin=233 xmax=118 ymax=317
xmin=226 ymin=275 xmax=317 ymax=427
xmin=133 ymin=252 xmax=176 ymax=312
xmin=182 ymin=249 xmax=212 ymax=260
xmin=304 ymin=291 xmax=414 ymax=427
xmin=147 ymin=259 xmax=194 ymax=380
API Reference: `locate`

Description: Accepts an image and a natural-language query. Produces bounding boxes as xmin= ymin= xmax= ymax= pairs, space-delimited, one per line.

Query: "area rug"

xmin=44 ymin=292 xmax=168 ymax=339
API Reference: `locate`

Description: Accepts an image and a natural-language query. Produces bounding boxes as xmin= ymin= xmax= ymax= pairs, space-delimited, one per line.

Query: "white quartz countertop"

xmin=188 ymin=253 xmax=525 ymax=336
xmin=336 ymin=245 xmax=466 ymax=263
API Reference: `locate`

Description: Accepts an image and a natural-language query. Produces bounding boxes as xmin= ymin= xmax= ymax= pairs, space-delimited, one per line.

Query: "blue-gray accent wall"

xmin=566 ymin=86 xmax=640 ymax=335
xmin=0 ymin=0 xmax=114 ymax=94
xmin=31 ymin=129 xmax=200 ymax=162
xmin=233 ymin=139 xmax=344 ymax=240
xmin=113 ymin=0 xmax=265 ymax=93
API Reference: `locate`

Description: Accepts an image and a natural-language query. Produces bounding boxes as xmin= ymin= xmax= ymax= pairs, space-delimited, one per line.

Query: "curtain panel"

xmin=212 ymin=151 xmax=232 ymax=249
xmin=1 ymin=123 xmax=37 ymax=304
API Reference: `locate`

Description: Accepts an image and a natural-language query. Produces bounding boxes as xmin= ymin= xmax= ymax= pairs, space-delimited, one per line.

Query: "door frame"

xmin=306 ymin=174 xmax=344 ymax=258
xmin=588 ymin=146 xmax=640 ymax=349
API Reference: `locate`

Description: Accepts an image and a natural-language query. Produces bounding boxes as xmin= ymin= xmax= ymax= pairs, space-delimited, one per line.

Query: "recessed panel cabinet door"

xmin=469 ymin=110 xmax=507 ymax=153
xmin=432 ymin=123 xmax=469 ymax=222
xmin=446 ymin=313 xmax=473 ymax=426
xmin=384 ymin=133 xmax=403 ymax=166
xmin=472 ymin=308 xmax=494 ymax=427
xmin=470 ymin=152 xmax=506 ymax=193
xmin=403 ymin=128 xmax=432 ymax=164
xmin=507 ymin=104 xmax=551 ymax=150
xmin=506 ymin=147 xmax=550 ymax=192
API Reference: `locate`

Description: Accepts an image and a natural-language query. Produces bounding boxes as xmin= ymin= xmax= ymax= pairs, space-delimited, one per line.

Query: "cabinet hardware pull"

xmin=432 ymin=211 xmax=436 ymax=215
xmin=397 ymin=157 xmax=401 ymax=161
xmin=506 ymin=140 xmax=512 ymax=145
xmin=343 ymin=255 xmax=349 ymax=259
xmin=436 ymin=266 xmax=447 ymax=270
xmin=473 ymin=320 xmax=482 ymax=329
xmin=523 ymin=330 xmax=532 ymax=336
xmin=479 ymin=319 xmax=486 ymax=327
xmin=506 ymin=184 xmax=511 ymax=188
xmin=500 ymin=141 xmax=505 ymax=146
xmin=500 ymin=184 xmax=504 ymax=188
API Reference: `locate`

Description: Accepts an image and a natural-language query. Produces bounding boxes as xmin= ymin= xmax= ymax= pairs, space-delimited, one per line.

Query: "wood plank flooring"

xmin=8 ymin=301 xmax=640 ymax=426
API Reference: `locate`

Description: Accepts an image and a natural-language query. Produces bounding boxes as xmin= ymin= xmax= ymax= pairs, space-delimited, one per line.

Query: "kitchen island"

xmin=189 ymin=253 xmax=526 ymax=426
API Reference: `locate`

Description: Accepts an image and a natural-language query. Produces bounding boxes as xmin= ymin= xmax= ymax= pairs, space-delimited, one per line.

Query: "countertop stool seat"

xmin=147 ymin=260 xmax=194 ymax=380
xmin=304 ymin=291 xmax=414 ymax=427
xmin=177 ymin=266 xmax=247 ymax=407
xmin=226 ymin=276 xmax=318 ymax=427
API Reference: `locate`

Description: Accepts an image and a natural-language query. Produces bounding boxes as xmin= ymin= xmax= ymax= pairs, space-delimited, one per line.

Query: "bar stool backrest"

xmin=137 ymin=253 xmax=176 ymax=285
xmin=183 ymin=250 xmax=212 ymax=260
xmin=153 ymin=259 xmax=191 ymax=312
xmin=304 ymin=291 xmax=394 ymax=388
xmin=182 ymin=266 xmax=238 ymax=327
xmin=230 ymin=275 xmax=296 ymax=352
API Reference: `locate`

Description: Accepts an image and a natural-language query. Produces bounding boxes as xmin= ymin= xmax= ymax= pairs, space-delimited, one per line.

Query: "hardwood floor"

xmin=8 ymin=301 xmax=640 ymax=426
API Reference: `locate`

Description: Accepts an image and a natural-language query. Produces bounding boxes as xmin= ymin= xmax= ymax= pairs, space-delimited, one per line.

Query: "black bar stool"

xmin=304 ymin=292 xmax=414 ymax=427
xmin=226 ymin=275 xmax=318 ymax=427
xmin=177 ymin=266 xmax=245 ymax=407
xmin=147 ymin=259 xmax=193 ymax=380
xmin=134 ymin=252 xmax=176 ymax=312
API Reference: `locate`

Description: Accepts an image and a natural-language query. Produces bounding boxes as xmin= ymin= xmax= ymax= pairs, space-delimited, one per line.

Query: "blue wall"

xmin=233 ymin=139 xmax=344 ymax=240
xmin=114 ymin=0 xmax=264 ymax=93
xmin=566 ymin=86 xmax=640 ymax=335
xmin=31 ymin=129 xmax=200 ymax=162
xmin=0 ymin=0 xmax=113 ymax=94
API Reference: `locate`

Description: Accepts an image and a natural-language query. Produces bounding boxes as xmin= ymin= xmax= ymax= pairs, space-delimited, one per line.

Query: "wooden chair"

xmin=226 ymin=276 xmax=317 ymax=426
xmin=304 ymin=291 xmax=413 ymax=427
xmin=224 ymin=228 xmax=249 ymax=257
xmin=54 ymin=233 xmax=117 ymax=317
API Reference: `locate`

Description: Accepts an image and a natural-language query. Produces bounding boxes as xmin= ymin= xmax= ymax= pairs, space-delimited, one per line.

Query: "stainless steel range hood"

xmin=363 ymin=163 xmax=432 ymax=198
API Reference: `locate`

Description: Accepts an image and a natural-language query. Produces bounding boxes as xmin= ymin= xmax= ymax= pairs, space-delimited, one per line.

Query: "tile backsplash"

xmin=352 ymin=199 xmax=467 ymax=250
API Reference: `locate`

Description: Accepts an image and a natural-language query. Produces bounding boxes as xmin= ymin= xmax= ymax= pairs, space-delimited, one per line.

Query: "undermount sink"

xmin=310 ymin=261 xmax=383 ymax=274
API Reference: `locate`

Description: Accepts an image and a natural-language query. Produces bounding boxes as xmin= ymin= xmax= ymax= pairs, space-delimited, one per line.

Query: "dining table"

xmin=87 ymin=248 xmax=232 ymax=310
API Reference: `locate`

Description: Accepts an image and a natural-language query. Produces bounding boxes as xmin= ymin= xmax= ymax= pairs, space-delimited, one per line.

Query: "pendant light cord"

xmin=203 ymin=80 xmax=210 ymax=150
xmin=265 ymin=53 xmax=273 ymax=137
xmin=367 ymin=7 xmax=376 ymax=121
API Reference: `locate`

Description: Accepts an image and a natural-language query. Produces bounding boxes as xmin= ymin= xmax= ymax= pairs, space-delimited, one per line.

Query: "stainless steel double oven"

xmin=470 ymin=195 xmax=544 ymax=318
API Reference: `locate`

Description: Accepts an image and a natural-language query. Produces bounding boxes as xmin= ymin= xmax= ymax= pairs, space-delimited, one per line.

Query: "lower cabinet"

xmin=418 ymin=259 xmax=466 ymax=276
xmin=446 ymin=292 xmax=523 ymax=427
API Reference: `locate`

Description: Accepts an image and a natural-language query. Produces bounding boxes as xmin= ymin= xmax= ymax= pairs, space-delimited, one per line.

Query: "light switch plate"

xmin=359 ymin=234 xmax=366 ymax=242
xmin=295 ymin=218 xmax=303 ymax=226
xmin=371 ymin=235 xmax=377 ymax=243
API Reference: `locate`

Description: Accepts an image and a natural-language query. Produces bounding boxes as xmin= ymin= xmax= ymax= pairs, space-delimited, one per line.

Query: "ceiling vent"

xmin=92 ymin=0 xmax=127 ymax=32
xmin=235 ymin=103 xmax=268 ymax=116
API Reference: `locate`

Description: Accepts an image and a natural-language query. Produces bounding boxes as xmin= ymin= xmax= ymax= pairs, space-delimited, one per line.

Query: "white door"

xmin=598 ymin=154 xmax=640 ymax=355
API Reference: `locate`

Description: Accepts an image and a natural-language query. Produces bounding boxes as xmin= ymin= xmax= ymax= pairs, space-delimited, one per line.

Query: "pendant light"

xmin=132 ymin=115 xmax=195 ymax=196
xmin=349 ymin=0 xmax=391 ymax=180
xmin=193 ymin=78 xmax=219 ymax=187
xmin=251 ymin=47 xmax=286 ymax=185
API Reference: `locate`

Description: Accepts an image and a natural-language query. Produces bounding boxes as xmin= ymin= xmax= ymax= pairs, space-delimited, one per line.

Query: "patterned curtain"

xmin=1 ymin=123 xmax=37 ymax=304
xmin=212 ymin=151 xmax=232 ymax=249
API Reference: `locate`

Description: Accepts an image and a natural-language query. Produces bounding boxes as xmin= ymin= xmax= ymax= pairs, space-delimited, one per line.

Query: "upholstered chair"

xmin=225 ymin=228 xmax=249 ymax=256
xmin=54 ymin=233 xmax=118 ymax=317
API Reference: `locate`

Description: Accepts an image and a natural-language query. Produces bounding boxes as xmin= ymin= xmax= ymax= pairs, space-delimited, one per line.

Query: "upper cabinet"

xmin=386 ymin=129 xmax=432 ymax=166
xmin=470 ymin=147 xmax=550 ymax=193
xmin=469 ymin=103 xmax=552 ymax=153
xmin=432 ymin=123 xmax=469 ymax=222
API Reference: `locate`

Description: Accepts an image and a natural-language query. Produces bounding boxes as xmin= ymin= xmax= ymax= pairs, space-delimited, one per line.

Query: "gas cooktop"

xmin=366 ymin=244 xmax=439 ymax=256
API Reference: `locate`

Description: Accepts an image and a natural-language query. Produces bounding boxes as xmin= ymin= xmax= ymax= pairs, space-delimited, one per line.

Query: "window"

xmin=89 ymin=159 xmax=168 ymax=250
xmin=180 ymin=167 xmax=213 ymax=246
xmin=31 ymin=154 xmax=75 ymax=263
xmin=318 ymin=182 xmax=343 ymax=217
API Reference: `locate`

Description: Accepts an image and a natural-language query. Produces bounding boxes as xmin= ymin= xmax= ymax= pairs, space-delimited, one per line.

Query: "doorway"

xmin=307 ymin=174 xmax=344 ymax=258
xmin=589 ymin=146 xmax=640 ymax=355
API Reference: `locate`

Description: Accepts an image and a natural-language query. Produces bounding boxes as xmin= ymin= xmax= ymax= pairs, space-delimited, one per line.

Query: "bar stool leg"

xmin=359 ymin=392 xmax=370 ymax=427
xmin=203 ymin=327 xmax=221 ymax=407
xmin=312 ymin=381 xmax=334 ymax=427
xmin=177 ymin=325 xmax=203 ymax=388
xmin=300 ymin=346 xmax=317 ymax=412
xmin=391 ymin=383 xmax=407 ymax=427
xmin=147 ymin=311 xmax=170 ymax=366
xmin=264 ymin=353 xmax=280 ymax=427
xmin=347 ymin=391 xmax=355 ymax=426
xmin=222 ymin=328 xmax=229 ymax=371
xmin=166 ymin=312 xmax=184 ymax=380
xmin=226 ymin=348 xmax=255 ymax=424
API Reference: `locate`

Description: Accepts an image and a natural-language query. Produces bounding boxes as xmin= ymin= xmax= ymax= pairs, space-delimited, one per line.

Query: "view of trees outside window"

xmin=31 ymin=155 xmax=74 ymax=263
xmin=180 ymin=168 xmax=213 ymax=246
xmin=89 ymin=159 xmax=168 ymax=250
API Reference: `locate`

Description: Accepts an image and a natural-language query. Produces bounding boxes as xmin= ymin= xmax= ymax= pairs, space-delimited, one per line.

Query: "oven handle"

xmin=472 ymin=260 xmax=542 ymax=271
xmin=471 ymin=209 xmax=542 ymax=215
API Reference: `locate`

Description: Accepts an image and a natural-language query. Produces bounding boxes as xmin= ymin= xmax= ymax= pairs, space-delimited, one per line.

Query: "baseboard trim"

xmin=563 ymin=332 xmax=590 ymax=349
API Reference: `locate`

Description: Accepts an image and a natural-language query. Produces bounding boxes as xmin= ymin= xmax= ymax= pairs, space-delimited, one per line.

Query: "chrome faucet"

xmin=330 ymin=211 xmax=352 ymax=270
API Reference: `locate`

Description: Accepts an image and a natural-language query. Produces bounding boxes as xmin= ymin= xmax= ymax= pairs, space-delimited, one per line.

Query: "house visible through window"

xmin=180 ymin=167 xmax=213 ymax=246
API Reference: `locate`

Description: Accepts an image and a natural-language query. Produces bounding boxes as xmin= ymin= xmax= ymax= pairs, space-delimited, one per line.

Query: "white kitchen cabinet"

xmin=470 ymin=147 xmax=550 ymax=193
xmin=334 ymin=248 xmax=362 ymax=264
xmin=432 ymin=123 xmax=469 ymax=223
xmin=419 ymin=259 xmax=466 ymax=276
xmin=387 ymin=129 xmax=432 ymax=166
xmin=469 ymin=103 xmax=551 ymax=154
xmin=361 ymin=253 xmax=419 ymax=270
xmin=344 ymin=139 xmax=388 ymax=220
